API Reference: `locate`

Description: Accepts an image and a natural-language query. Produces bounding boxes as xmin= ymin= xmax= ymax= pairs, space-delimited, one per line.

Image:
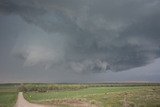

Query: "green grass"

xmin=24 ymin=87 xmax=138 ymax=101
xmin=85 ymin=86 xmax=160 ymax=107
xmin=24 ymin=86 xmax=160 ymax=107
xmin=0 ymin=92 xmax=17 ymax=107
xmin=0 ymin=84 xmax=18 ymax=107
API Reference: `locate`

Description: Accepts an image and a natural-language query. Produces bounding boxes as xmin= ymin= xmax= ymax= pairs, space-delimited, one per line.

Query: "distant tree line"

xmin=18 ymin=84 xmax=88 ymax=92
xmin=17 ymin=83 xmax=160 ymax=93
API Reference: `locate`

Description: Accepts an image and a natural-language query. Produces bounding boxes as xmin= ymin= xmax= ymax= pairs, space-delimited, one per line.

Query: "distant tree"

xmin=18 ymin=85 xmax=27 ymax=92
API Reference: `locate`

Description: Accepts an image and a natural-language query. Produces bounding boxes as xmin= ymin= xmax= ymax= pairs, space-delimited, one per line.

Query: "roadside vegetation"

xmin=0 ymin=84 xmax=18 ymax=107
xmin=23 ymin=83 xmax=160 ymax=107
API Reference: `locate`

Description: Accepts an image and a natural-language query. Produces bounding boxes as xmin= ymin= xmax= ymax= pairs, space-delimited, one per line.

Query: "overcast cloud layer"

xmin=0 ymin=0 xmax=160 ymax=82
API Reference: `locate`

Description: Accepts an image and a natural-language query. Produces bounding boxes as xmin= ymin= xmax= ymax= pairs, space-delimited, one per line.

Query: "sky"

xmin=0 ymin=0 xmax=160 ymax=83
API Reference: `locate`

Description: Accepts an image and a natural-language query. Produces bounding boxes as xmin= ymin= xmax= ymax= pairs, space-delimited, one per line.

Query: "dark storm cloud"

xmin=0 ymin=0 xmax=160 ymax=77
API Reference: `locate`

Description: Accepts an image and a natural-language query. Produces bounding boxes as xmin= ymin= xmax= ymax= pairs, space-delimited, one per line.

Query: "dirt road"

xmin=15 ymin=92 xmax=55 ymax=107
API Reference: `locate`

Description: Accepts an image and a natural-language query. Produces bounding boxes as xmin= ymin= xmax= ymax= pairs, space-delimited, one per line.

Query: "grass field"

xmin=24 ymin=86 xmax=160 ymax=107
xmin=0 ymin=83 xmax=160 ymax=107
xmin=0 ymin=84 xmax=18 ymax=107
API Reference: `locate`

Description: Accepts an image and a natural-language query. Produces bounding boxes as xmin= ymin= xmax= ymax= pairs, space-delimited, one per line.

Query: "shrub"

xmin=37 ymin=87 xmax=47 ymax=92
xmin=18 ymin=85 xmax=27 ymax=92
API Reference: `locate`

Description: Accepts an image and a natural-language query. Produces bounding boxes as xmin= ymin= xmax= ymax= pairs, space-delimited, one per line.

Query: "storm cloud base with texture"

xmin=0 ymin=0 xmax=160 ymax=82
